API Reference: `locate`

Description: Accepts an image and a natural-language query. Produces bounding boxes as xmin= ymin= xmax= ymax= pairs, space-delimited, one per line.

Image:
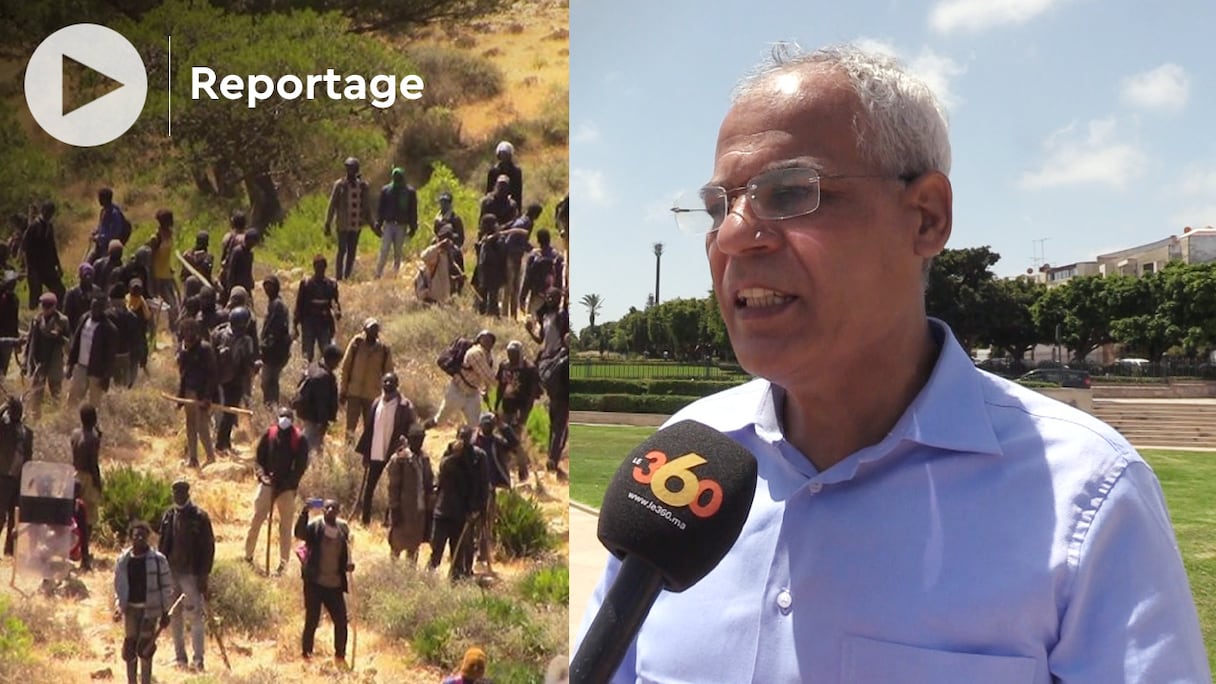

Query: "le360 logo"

xmin=632 ymin=451 xmax=723 ymax=518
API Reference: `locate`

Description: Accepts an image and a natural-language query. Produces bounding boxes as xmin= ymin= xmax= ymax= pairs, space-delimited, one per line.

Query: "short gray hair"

xmin=733 ymin=42 xmax=951 ymax=177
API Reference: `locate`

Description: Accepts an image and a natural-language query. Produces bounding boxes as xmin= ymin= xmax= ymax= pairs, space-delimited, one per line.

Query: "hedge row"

xmin=570 ymin=378 xmax=746 ymax=398
xmin=570 ymin=393 xmax=700 ymax=414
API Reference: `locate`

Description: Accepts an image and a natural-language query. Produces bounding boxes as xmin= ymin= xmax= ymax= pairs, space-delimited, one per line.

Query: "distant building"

xmin=1039 ymin=261 xmax=1100 ymax=287
xmin=1034 ymin=226 xmax=1216 ymax=286
xmin=1096 ymin=235 xmax=1179 ymax=277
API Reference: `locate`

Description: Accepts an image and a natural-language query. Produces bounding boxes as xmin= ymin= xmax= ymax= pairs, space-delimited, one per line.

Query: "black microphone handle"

xmin=570 ymin=555 xmax=666 ymax=684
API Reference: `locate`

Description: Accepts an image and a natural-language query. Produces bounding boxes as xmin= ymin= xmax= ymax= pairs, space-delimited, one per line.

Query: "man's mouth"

xmin=735 ymin=287 xmax=795 ymax=308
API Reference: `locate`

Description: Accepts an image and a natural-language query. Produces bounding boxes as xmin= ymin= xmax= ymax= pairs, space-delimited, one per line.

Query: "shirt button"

xmin=776 ymin=589 xmax=793 ymax=612
xmin=808 ymin=482 xmax=823 ymax=494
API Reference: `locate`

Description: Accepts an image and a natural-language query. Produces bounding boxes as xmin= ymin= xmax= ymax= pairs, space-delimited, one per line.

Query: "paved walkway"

xmin=570 ymin=502 xmax=604 ymax=650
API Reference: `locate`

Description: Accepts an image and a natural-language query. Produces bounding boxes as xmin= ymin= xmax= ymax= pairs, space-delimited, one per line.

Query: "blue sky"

xmin=570 ymin=0 xmax=1216 ymax=331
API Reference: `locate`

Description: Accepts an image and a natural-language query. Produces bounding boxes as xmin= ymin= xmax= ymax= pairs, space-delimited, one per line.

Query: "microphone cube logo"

xmin=632 ymin=450 xmax=723 ymax=518
xmin=24 ymin=24 xmax=148 ymax=147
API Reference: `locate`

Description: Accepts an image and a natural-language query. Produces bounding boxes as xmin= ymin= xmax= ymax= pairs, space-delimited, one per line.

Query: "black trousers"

xmin=301 ymin=582 xmax=348 ymax=658
xmin=27 ymin=266 xmax=65 ymax=310
xmin=335 ymin=231 xmax=359 ymax=280
xmin=215 ymin=381 xmax=244 ymax=450
xmin=0 ymin=476 xmax=17 ymax=556
xmin=357 ymin=460 xmax=388 ymax=525
xmin=548 ymin=393 xmax=569 ymax=469
xmin=429 ymin=515 xmax=472 ymax=579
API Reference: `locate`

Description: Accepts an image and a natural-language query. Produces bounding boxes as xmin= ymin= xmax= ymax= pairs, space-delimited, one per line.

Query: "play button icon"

xmin=25 ymin=24 xmax=148 ymax=147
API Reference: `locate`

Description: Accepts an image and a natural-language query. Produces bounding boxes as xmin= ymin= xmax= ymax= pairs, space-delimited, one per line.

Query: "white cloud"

xmin=1120 ymin=63 xmax=1190 ymax=114
xmin=573 ymin=122 xmax=601 ymax=144
xmin=1169 ymin=204 xmax=1216 ymax=230
xmin=572 ymin=168 xmax=608 ymax=206
xmin=1020 ymin=117 xmax=1147 ymax=190
xmin=1167 ymin=164 xmax=1216 ymax=227
xmin=854 ymin=38 xmax=966 ymax=110
xmin=930 ymin=0 xmax=1063 ymax=34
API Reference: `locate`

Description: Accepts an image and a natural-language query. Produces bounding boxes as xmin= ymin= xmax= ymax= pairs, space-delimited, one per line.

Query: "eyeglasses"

xmin=671 ymin=166 xmax=912 ymax=235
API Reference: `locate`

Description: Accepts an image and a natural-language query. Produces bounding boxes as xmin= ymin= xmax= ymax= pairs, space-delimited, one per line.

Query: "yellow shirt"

xmin=151 ymin=235 xmax=174 ymax=280
xmin=125 ymin=293 xmax=152 ymax=322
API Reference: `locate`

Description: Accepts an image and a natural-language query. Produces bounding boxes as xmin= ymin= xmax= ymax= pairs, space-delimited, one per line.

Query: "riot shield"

xmin=14 ymin=462 xmax=76 ymax=581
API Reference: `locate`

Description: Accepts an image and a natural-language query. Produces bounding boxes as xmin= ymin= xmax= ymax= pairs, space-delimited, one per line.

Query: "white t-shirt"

xmin=78 ymin=318 xmax=100 ymax=367
xmin=369 ymin=395 xmax=399 ymax=462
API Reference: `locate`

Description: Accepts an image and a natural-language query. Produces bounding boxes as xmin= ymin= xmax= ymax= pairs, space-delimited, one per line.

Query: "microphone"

xmin=571 ymin=420 xmax=757 ymax=684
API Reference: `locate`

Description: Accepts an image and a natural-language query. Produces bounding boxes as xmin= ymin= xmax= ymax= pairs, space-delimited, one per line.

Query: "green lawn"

xmin=1142 ymin=449 xmax=1216 ymax=672
xmin=569 ymin=424 xmax=655 ymax=507
xmin=569 ymin=427 xmax=1216 ymax=668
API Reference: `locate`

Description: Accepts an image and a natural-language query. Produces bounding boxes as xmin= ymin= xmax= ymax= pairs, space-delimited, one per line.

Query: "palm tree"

xmin=653 ymin=242 xmax=665 ymax=305
xmin=580 ymin=293 xmax=604 ymax=329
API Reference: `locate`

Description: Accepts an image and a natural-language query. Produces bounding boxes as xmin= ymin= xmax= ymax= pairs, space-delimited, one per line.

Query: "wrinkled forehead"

xmin=712 ymin=67 xmax=864 ymax=184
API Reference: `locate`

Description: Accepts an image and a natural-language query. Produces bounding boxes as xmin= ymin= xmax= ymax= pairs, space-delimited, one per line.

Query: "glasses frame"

xmin=671 ymin=166 xmax=916 ymax=235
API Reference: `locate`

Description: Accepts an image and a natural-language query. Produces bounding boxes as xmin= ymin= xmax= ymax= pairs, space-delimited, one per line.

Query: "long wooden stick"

xmin=160 ymin=392 xmax=254 ymax=417
xmin=175 ymin=251 xmax=213 ymax=289
xmin=201 ymin=599 xmax=231 ymax=670
xmin=348 ymin=567 xmax=357 ymax=669
xmin=265 ymin=495 xmax=273 ymax=577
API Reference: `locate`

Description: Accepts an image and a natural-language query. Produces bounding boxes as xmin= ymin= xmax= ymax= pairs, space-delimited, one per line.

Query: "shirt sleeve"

xmin=1048 ymin=460 xmax=1210 ymax=682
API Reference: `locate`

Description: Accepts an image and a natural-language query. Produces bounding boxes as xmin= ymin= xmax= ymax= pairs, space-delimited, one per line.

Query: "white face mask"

xmin=1 ymin=413 xmax=9 ymax=424
xmin=278 ymin=417 xmax=292 ymax=430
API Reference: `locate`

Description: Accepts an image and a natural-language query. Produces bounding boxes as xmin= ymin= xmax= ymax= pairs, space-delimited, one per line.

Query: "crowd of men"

xmin=0 ymin=141 xmax=571 ymax=683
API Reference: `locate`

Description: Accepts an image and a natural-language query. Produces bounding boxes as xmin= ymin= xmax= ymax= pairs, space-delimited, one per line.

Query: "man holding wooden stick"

xmin=244 ymin=407 xmax=309 ymax=576
xmin=175 ymin=319 xmax=217 ymax=468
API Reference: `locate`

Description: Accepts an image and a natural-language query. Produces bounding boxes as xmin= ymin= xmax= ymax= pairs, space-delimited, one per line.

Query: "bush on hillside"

xmin=97 ymin=466 xmax=173 ymax=545
xmin=5 ymin=596 xmax=85 ymax=658
xmin=359 ymin=558 xmax=563 ymax=681
xmin=0 ymin=594 xmax=33 ymax=666
xmin=207 ymin=559 xmax=280 ymax=634
xmin=406 ymin=46 xmax=504 ymax=106
xmin=517 ymin=562 xmax=568 ymax=606
xmin=494 ymin=488 xmax=553 ymax=559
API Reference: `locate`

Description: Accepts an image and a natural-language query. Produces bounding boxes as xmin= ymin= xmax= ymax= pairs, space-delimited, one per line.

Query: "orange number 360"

xmin=632 ymin=450 xmax=723 ymax=518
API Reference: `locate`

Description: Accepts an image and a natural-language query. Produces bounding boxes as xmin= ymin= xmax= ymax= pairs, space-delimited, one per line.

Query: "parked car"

xmin=1017 ymin=368 xmax=1092 ymax=389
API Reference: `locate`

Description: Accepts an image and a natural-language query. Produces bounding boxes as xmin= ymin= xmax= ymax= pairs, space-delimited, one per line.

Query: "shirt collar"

xmin=743 ymin=318 xmax=1002 ymax=463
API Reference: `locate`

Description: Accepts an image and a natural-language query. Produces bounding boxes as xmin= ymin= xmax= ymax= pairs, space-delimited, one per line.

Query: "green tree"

xmin=985 ymin=276 xmax=1045 ymax=361
xmin=612 ymin=307 xmax=650 ymax=356
xmin=925 ymin=247 xmax=1002 ymax=352
xmin=580 ymin=293 xmax=603 ymax=329
xmin=125 ymin=2 xmax=409 ymax=227
xmin=1031 ymin=276 xmax=1114 ymax=364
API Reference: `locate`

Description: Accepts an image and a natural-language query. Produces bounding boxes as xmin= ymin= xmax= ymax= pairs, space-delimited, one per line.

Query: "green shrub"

xmin=98 ymin=466 xmax=173 ymax=544
xmin=207 ymin=559 xmax=279 ymax=634
xmin=569 ymin=378 xmax=743 ymax=397
xmin=569 ymin=379 xmax=649 ymax=395
xmin=569 ymin=393 xmax=700 ymax=414
xmin=406 ymin=46 xmax=504 ymax=106
xmin=518 ymin=563 xmax=568 ymax=606
xmin=524 ymin=401 xmax=550 ymax=453
xmin=494 ymin=489 xmax=554 ymax=559
xmin=0 ymin=594 xmax=33 ymax=664
xmin=358 ymin=558 xmax=563 ymax=680
xmin=5 ymin=597 xmax=84 ymax=657
xmin=1015 ymin=380 xmax=1062 ymax=389
xmin=412 ymin=615 xmax=458 ymax=663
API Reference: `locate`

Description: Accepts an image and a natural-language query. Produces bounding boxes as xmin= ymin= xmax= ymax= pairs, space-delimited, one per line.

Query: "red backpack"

xmin=267 ymin=425 xmax=303 ymax=452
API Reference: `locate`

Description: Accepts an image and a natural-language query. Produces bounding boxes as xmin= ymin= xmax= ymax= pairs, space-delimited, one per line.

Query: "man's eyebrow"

xmin=704 ymin=156 xmax=830 ymax=187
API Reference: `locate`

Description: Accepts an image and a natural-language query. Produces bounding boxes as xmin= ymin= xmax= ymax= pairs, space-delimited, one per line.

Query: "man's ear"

xmin=907 ymin=171 xmax=952 ymax=259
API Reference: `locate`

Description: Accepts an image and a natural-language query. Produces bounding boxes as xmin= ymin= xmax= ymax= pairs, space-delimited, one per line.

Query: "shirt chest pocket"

xmin=844 ymin=636 xmax=1037 ymax=684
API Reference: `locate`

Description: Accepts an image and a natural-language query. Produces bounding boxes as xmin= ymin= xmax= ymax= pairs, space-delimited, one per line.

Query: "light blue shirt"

xmin=577 ymin=320 xmax=1209 ymax=683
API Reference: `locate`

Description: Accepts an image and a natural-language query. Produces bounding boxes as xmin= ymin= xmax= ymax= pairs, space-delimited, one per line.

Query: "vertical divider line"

xmin=168 ymin=34 xmax=171 ymax=137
